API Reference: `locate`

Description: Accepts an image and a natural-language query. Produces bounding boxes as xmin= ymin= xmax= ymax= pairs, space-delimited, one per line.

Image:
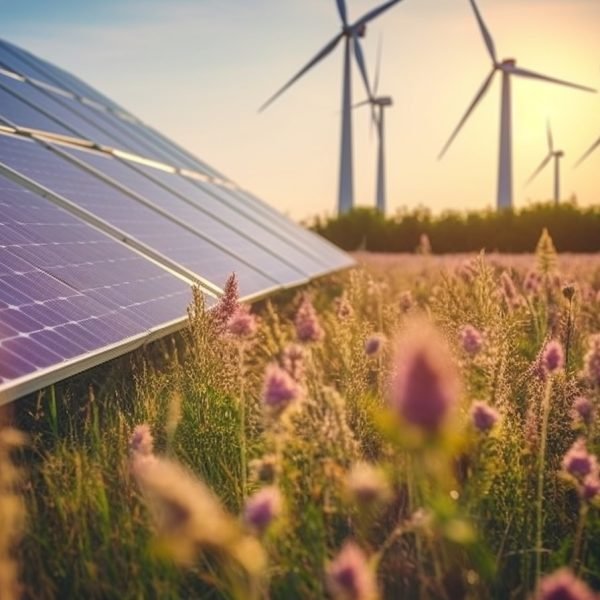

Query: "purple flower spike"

xmin=326 ymin=542 xmax=377 ymax=600
xmin=262 ymin=364 xmax=300 ymax=415
xmin=535 ymin=568 xmax=596 ymax=600
xmin=294 ymin=295 xmax=324 ymax=343
xmin=130 ymin=424 xmax=154 ymax=456
xmin=227 ymin=304 xmax=257 ymax=338
xmin=459 ymin=325 xmax=483 ymax=356
xmin=542 ymin=340 xmax=564 ymax=374
xmin=244 ymin=486 xmax=282 ymax=535
xmin=572 ymin=396 xmax=594 ymax=427
xmin=562 ymin=439 xmax=598 ymax=480
xmin=471 ymin=401 xmax=500 ymax=433
xmin=365 ymin=334 xmax=385 ymax=357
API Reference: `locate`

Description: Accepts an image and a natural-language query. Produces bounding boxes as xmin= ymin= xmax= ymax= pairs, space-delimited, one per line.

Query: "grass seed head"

xmin=295 ymin=295 xmax=324 ymax=343
xmin=459 ymin=325 xmax=483 ymax=356
xmin=542 ymin=340 xmax=565 ymax=374
xmin=243 ymin=486 xmax=282 ymax=535
xmin=262 ymin=363 xmax=300 ymax=416
xmin=227 ymin=304 xmax=257 ymax=338
xmin=562 ymin=439 xmax=598 ymax=481
xmin=129 ymin=424 xmax=154 ymax=457
xmin=470 ymin=401 xmax=500 ymax=433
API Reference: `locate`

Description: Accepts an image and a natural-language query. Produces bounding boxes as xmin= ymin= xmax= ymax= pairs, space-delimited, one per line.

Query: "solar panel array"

xmin=0 ymin=39 xmax=353 ymax=404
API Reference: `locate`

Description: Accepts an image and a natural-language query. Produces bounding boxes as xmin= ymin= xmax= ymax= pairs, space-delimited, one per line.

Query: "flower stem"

xmin=535 ymin=377 xmax=552 ymax=583
xmin=238 ymin=344 xmax=247 ymax=503
xmin=571 ymin=503 xmax=588 ymax=575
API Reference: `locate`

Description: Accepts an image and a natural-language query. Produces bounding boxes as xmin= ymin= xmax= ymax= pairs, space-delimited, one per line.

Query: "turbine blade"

xmin=258 ymin=33 xmax=344 ymax=112
xmin=546 ymin=119 xmax=553 ymax=153
xmin=335 ymin=0 xmax=348 ymax=27
xmin=468 ymin=0 xmax=497 ymax=63
xmin=373 ymin=35 xmax=383 ymax=96
xmin=353 ymin=0 xmax=405 ymax=30
xmin=353 ymin=36 xmax=372 ymax=98
xmin=506 ymin=65 xmax=597 ymax=93
xmin=352 ymin=99 xmax=372 ymax=109
xmin=575 ymin=135 xmax=600 ymax=167
xmin=438 ymin=69 xmax=496 ymax=159
xmin=526 ymin=153 xmax=552 ymax=185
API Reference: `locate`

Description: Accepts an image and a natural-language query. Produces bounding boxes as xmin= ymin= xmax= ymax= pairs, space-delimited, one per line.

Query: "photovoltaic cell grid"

xmin=0 ymin=37 xmax=354 ymax=402
xmin=0 ymin=173 xmax=195 ymax=389
xmin=0 ymin=134 xmax=277 ymax=297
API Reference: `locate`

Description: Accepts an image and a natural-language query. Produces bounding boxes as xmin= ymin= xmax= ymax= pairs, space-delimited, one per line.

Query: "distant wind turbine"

xmin=526 ymin=121 xmax=563 ymax=204
xmin=438 ymin=0 xmax=596 ymax=210
xmin=575 ymin=134 xmax=600 ymax=166
xmin=354 ymin=39 xmax=393 ymax=214
xmin=259 ymin=0 xmax=405 ymax=215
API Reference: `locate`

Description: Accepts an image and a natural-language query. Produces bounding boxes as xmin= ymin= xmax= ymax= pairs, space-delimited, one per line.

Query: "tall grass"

xmin=6 ymin=237 xmax=600 ymax=598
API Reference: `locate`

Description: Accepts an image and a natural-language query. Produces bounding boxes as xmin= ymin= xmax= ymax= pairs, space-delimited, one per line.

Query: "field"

xmin=3 ymin=232 xmax=600 ymax=599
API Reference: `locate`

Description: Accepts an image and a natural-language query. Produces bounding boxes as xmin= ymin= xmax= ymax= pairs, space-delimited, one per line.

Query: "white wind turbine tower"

xmin=438 ymin=0 xmax=596 ymax=210
xmin=259 ymin=0 xmax=405 ymax=215
xmin=526 ymin=121 xmax=564 ymax=205
xmin=575 ymin=133 xmax=600 ymax=166
xmin=354 ymin=40 xmax=393 ymax=214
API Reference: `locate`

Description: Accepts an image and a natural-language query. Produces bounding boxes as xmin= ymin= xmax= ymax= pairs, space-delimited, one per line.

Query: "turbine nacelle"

xmin=498 ymin=58 xmax=516 ymax=70
xmin=554 ymin=150 xmax=564 ymax=158
xmin=375 ymin=96 xmax=393 ymax=106
xmin=344 ymin=23 xmax=367 ymax=37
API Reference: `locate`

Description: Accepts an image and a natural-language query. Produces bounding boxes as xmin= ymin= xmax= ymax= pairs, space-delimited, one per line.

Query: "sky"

xmin=1 ymin=0 xmax=599 ymax=220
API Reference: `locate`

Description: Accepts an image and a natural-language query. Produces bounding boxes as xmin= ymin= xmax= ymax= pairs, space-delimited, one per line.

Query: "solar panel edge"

xmin=0 ymin=314 xmax=188 ymax=406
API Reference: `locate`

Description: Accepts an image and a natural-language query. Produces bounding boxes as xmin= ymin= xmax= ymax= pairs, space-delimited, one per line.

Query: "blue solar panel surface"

xmin=0 ymin=134 xmax=277 ymax=296
xmin=0 ymin=172 xmax=195 ymax=386
xmin=64 ymin=147 xmax=308 ymax=286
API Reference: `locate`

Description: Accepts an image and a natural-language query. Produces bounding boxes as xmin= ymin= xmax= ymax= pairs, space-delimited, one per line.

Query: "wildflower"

xmin=523 ymin=270 xmax=542 ymax=296
xmin=282 ymin=343 xmax=305 ymax=381
xmin=212 ymin=273 xmax=239 ymax=332
xmin=262 ymin=364 xmax=300 ymax=415
xmin=583 ymin=334 xmax=600 ymax=386
xmin=326 ymin=542 xmax=377 ymax=600
xmin=562 ymin=439 xmax=598 ymax=480
xmin=294 ymin=295 xmax=324 ymax=343
xmin=562 ymin=284 xmax=576 ymax=301
xmin=249 ymin=454 xmax=279 ymax=483
xmin=459 ymin=325 xmax=483 ymax=356
xmin=129 ymin=424 xmax=154 ymax=456
xmin=335 ymin=294 xmax=354 ymax=319
xmin=346 ymin=462 xmax=390 ymax=505
xmin=572 ymin=396 xmax=594 ymax=427
xmin=399 ymin=290 xmax=414 ymax=312
xmin=227 ymin=304 xmax=257 ymax=338
xmin=581 ymin=473 xmax=600 ymax=502
xmin=470 ymin=401 xmax=500 ymax=433
xmin=364 ymin=334 xmax=385 ymax=357
xmin=389 ymin=321 xmax=460 ymax=434
xmin=243 ymin=486 xmax=282 ymax=535
xmin=534 ymin=568 xmax=595 ymax=600
xmin=542 ymin=340 xmax=564 ymax=374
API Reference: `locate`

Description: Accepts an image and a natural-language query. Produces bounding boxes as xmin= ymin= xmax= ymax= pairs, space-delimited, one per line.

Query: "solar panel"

xmin=0 ymin=38 xmax=354 ymax=403
xmin=0 ymin=172 xmax=198 ymax=400
xmin=57 ymin=145 xmax=309 ymax=287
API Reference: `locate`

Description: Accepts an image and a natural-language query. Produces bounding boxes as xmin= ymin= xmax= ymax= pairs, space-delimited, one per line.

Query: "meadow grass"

xmin=4 ymin=235 xmax=600 ymax=599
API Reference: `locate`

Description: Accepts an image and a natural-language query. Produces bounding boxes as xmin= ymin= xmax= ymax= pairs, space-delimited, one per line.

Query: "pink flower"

xmin=572 ymin=396 xmax=594 ymax=427
xmin=542 ymin=340 xmax=564 ymax=374
xmin=227 ymin=304 xmax=257 ymax=338
xmin=389 ymin=322 xmax=460 ymax=434
xmin=130 ymin=424 xmax=154 ymax=456
xmin=294 ymin=295 xmax=324 ymax=343
xmin=470 ymin=402 xmax=500 ymax=433
xmin=534 ymin=568 xmax=596 ymax=600
xmin=581 ymin=473 xmax=600 ymax=502
xmin=326 ymin=542 xmax=377 ymax=600
xmin=562 ymin=439 xmax=598 ymax=480
xmin=243 ymin=486 xmax=282 ymax=535
xmin=262 ymin=364 xmax=300 ymax=415
xmin=584 ymin=334 xmax=600 ymax=387
xmin=365 ymin=334 xmax=385 ymax=357
xmin=282 ymin=343 xmax=305 ymax=381
xmin=459 ymin=325 xmax=483 ymax=356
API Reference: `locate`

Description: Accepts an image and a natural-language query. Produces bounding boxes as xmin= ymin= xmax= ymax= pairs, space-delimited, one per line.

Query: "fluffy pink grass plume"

xmin=583 ymin=334 xmax=600 ymax=387
xmin=129 ymin=424 xmax=154 ymax=456
xmin=534 ymin=568 xmax=596 ymax=600
xmin=572 ymin=396 xmax=594 ymax=427
xmin=542 ymin=340 xmax=564 ymax=374
xmin=459 ymin=325 xmax=483 ymax=356
xmin=213 ymin=273 xmax=239 ymax=332
xmin=347 ymin=462 xmax=390 ymax=505
xmin=470 ymin=401 xmax=500 ymax=433
xmin=294 ymin=295 xmax=324 ymax=343
xmin=227 ymin=304 xmax=257 ymax=338
xmin=499 ymin=271 xmax=522 ymax=309
xmin=262 ymin=364 xmax=300 ymax=415
xmin=326 ymin=541 xmax=377 ymax=600
xmin=282 ymin=343 xmax=305 ymax=382
xmin=365 ymin=334 xmax=385 ymax=357
xmin=581 ymin=473 xmax=600 ymax=502
xmin=562 ymin=439 xmax=598 ymax=480
xmin=523 ymin=270 xmax=542 ymax=296
xmin=243 ymin=486 xmax=282 ymax=535
xmin=389 ymin=321 xmax=460 ymax=434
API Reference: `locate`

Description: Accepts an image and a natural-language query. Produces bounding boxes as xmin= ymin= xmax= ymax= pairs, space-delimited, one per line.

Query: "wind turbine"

xmin=354 ymin=39 xmax=393 ymax=214
xmin=259 ymin=0 xmax=405 ymax=215
xmin=438 ymin=0 xmax=596 ymax=210
xmin=526 ymin=121 xmax=563 ymax=204
xmin=575 ymin=133 xmax=600 ymax=166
